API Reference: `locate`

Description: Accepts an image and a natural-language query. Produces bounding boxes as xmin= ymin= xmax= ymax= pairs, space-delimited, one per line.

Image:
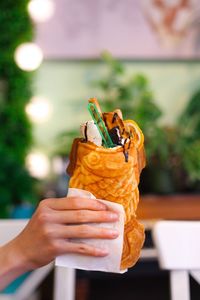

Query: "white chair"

xmin=0 ymin=220 xmax=53 ymax=300
xmin=53 ymin=267 xmax=76 ymax=300
xmin=153 ymin=221 xmax=200 ymax=300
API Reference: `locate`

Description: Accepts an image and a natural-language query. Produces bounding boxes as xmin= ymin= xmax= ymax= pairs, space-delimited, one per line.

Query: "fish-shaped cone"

xmin=67 ymin=136 xmax=146 ymax=270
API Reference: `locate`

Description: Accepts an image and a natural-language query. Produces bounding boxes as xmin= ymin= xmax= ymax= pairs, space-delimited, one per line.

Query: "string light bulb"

xmin=14 ymin=43 xmax=43 ymax=71
xmin=26 ymin=152 xmax=50 ymax=179
xmin=26 ymin=96 xmax=52 ymax=123
xmin=28 ymin=0 xmax=55 ymax=23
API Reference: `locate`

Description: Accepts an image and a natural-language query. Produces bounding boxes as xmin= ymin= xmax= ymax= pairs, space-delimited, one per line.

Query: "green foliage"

xmin=0 ymin=1 xmax=36 ymax=217
xmin=57 ymin=53 xmax=200 ymax=194
xmin=182 ymin=141 xmax=200 ymax=181
xmin=94 ymin=53 xmax=200 ymax=193
xmin=176 ymin=90 xmax=200 ymax=182
xmin=93 ymin=52 xmax=167 ymax=162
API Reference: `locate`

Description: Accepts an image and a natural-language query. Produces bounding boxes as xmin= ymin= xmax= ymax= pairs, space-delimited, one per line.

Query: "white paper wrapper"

xmin=55 ymin=188 xmax=126 ymax=273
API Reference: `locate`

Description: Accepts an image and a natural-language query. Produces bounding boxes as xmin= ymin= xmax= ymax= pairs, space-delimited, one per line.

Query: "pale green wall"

xmin=33 ymin=61 xmax=200 ymax=154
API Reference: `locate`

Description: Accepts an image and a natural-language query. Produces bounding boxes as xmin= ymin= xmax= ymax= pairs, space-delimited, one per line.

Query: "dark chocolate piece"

xmin=109 ymin=126 xmax=123 ymax=145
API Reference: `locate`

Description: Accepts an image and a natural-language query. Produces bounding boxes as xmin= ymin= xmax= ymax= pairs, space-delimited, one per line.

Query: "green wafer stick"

xmin=87 ymin=103 xmax=115 ymax=148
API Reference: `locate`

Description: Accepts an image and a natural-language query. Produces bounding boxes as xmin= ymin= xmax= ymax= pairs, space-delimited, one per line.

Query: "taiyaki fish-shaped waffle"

xmin=67 ymin=98 xmax=146 ymax=270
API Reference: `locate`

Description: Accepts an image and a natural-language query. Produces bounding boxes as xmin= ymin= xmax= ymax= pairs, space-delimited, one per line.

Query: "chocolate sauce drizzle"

xmin=112 ymin=112 xmax=119 ymax=123
xmin=84 ymin=122 xmax=88 ymax=142
xmin=123 ymin=150 xmax=129 ymax=163
xmin=123 ymin=138 xmax=128 ymax=162
xmin=122 ymin=134 xmax=132 ymax=162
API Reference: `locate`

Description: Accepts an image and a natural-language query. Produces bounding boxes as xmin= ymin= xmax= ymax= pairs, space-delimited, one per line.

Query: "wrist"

xmin=0 ymin=239 xmax=31 ymax=290
xmin=7 ymin=238 xmax=32 ymax=272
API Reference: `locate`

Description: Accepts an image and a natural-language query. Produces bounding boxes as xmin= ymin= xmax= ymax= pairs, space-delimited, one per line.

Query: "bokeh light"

xmin=26 ymin=152 xmax=50 ymax=179
xmin=26 ymin=96 xmax=52 ymax=123
xmin=14 ymin=43 xmax=43 ymax=71
xmin=28 ymin=0 xmax=55 ymax=23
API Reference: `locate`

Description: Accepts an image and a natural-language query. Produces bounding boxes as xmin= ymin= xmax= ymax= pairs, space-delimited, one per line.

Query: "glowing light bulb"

xmin=14 ymin=43 xmax=43 ymax=71
xmin=26 ymin=152 xmax=50 ymax=179
xmin=28 ymin=0 xmax=55 ymax=22
xmin=26 ymin=96 xmax=52 ymax=123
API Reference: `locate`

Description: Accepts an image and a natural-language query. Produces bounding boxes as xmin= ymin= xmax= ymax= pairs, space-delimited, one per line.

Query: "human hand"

xmin=9 ymin=196 xmax=119 ymax=270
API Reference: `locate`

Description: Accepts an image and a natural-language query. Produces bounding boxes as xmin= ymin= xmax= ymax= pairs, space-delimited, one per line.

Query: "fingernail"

xmin=108 ymin=229 xmax=119 ymax=237
xmin=100 ymin=204 xmax=107 ymax=210
xmin=108 ymin=213 xmax=119 ymax=220
xmin=96 ymin=201 xmax=107 ymax=210
xmin=97 ymin=248 xmax=109 ymax=256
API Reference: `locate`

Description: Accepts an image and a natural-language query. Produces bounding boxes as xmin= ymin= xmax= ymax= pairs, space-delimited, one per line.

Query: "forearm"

xmin=0 ymin=239 xmax=29 ymax=291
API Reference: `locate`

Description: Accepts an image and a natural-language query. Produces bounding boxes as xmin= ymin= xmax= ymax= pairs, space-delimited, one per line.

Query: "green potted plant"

xmin=97 ymin=53 xmax=200 ymax=194
xmin=56 ymin=53 xmax=200 ymax=195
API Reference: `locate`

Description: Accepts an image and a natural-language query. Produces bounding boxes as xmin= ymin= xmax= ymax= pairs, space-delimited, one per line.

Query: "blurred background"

xmin=0 ymin=0 xmax=200 ymax=299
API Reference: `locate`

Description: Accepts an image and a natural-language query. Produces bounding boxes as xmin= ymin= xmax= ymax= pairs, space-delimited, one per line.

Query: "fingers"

xmin=51 ymin=209 xmax=119 ymax=224
xmin=57 ymin=240 xmax=109 ymax=257
xmin=53 ymin=224 xmax=119 ymax=239
xmin=46 ymin=197 xmax=108 ymax=212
